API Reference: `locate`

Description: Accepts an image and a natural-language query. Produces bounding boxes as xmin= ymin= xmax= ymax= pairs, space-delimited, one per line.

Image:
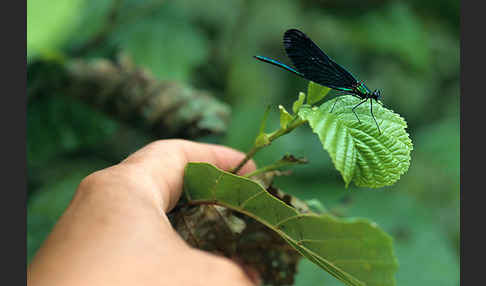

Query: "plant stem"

xmin=231 ymin=117 xmax=306 ymax=174
xmin=244 ymin=155 xmax=307 ymax=178
xmin=231 ymin=145 xmax=261 ymax=175
xmin=243 ymin=164 xmax=286 ymax=179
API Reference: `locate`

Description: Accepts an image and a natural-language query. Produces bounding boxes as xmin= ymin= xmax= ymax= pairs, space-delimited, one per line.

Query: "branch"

xmin=27 ymin=54 xmax=231 ymax=139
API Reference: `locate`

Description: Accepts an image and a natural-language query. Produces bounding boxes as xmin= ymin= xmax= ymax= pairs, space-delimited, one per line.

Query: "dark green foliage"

xmin=184 ymin=163 xmax=398 ymax=286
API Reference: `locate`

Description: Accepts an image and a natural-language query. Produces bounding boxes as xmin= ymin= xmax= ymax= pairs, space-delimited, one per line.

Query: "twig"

xmin=231 ymin=117 xmax=306 ymax=174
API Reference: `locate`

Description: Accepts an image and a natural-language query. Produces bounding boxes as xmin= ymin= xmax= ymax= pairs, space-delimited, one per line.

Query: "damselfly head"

xmin=373 ymin=89 xmax=382 ymax=101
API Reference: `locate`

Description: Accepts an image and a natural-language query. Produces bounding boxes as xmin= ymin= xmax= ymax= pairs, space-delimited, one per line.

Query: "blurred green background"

xmin=27 ymin=0 xmax=459 ymax=285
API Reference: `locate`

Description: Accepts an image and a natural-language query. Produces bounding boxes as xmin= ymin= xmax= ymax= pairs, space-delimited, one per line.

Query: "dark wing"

xmin=283 ymin=29 xmax=357 ymax=90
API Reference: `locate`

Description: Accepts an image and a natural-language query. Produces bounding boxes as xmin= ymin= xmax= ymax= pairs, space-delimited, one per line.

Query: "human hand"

xmin=27 ymin=139 xmax=259 ymax=286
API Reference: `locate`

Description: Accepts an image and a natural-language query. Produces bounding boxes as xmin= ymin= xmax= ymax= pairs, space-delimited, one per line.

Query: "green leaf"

xmin=27 ymin=0 xmax=83 ymax=57
xmin=307 ymin=81 xmax=331 ymax=105
xmin=298 ymin=96 xmax=412 ymax=188
xmin=279 ymin=105 xmax=294 ymax=129
xmin=184 ymin=162 xmax=398 ymax=286
xmin=292 ymin=92 xmax=306 ymax=114
xmin=115 ymin=7 xmax=208 ymax=82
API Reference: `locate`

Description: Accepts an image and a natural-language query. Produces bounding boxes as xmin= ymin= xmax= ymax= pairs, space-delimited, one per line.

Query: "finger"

xmin=119 ymin=139 xmax=257 ymax=211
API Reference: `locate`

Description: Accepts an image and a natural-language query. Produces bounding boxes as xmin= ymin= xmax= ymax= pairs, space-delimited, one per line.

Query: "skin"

xmin=27 ymin=139 xmax=260 ymax=286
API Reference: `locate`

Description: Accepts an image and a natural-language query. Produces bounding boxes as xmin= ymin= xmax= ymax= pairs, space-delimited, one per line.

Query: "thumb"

xmin=120 ymin=139 xmax=257 ymax=211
